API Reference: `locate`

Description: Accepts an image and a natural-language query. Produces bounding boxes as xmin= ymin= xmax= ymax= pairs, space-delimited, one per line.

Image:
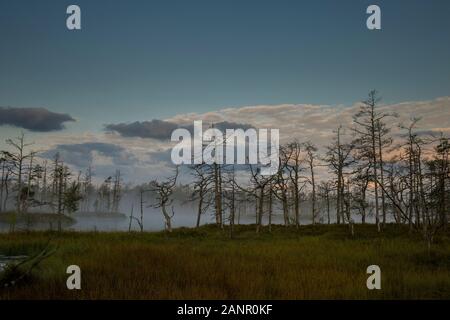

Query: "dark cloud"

xmin=105 ymin=119 xmax=254 ymax=140
xmin=105 ymin=120 xmax=178 ymax=140
xmin=206 ymin=121 xmax=253 ymax=132
xmin=41 ymin=142 xmax=137 ymax=168
xmin=0 ymin=107 xmax=75 ymax=132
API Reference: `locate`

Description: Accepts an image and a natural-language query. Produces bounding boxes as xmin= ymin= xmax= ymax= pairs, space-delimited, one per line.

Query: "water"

xmin=0 ymin=209 xmax=315 ymax=232
xmin=0 ymin=255 xmax=28 ymax=272
xmin=0 ymin=202 xmax=382 ymax=232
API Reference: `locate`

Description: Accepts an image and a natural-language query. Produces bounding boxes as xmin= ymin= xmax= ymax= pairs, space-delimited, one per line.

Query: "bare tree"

xmin=318 ymin=181 xmax=333 ymax=224
xmin=149 ymin=167 xmax=179 ymax=232
xmin=272 ymin=151 xmax=292 ymax=226
xmin=0 ymin=152 xmax=13 ymax=212
xmin=5 ymin=132 xmax=35 ymax=216
xmin=190 ymin=164 xmax=213 ymax=228
xmin=81 ymin=166 xmax=94 ymax=212
xmin=223 ymin=167 xmax=238 ymax=237
xmin=325 ymin=126 xmax=354 ymax=226
xmin=351 ymin=165 xmax=371 ymax=224
xmin=432 ymin=135 xmax=450 ymax=227
xmin=249 ymin=165 xmax=275 ymax=233
xmin=353 ymin=90 xmax=394 ymax=231
xmin=303 ymin=141 xmax=319 ymax=224
xmin=230 ymin=164 xmax=275 ymax=233
xmin=283 ymin=141 xmax=304 ymax=228
xmin=111 ymin=170 xmax=122 ymax=213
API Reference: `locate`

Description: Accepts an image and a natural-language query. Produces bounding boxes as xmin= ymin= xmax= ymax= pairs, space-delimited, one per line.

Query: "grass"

xmin=0 ymin=224 xmax=449 ymax=299
xmin=0 ymin=211 xmax=75 ymax=226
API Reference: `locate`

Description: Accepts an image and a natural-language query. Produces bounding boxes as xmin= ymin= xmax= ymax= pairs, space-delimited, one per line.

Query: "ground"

xmin=0 ymin=224 xmax=449 ymax=299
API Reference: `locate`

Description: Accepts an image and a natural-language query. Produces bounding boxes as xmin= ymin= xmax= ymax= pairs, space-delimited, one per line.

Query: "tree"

xmin=376 ymin=117 xmax=394 ymax=225
xmin=351 ymin=165 xmax=371 ymax=224
xmin=249 ymin=165 xmax=275 ymax=233
xmin=149 ymin=167 xmax=179 ymax=232
xmin=5 ymin=132 xmax=35 ymax=216
xmin=190 ymin=164 xmax=213 ymax=228
xmin=325 ymin=126 xmax=354 ymax=226
xmin=282 ymin=141 xmax=304 ymax=228
xmin=432 ymin=136 xmax=449 ymax=227
xmin=318 ymin=181 xmax=333 ymax=224
xmin=303 ymin=141 xmax=319 ymax=224
xmin=353 ymin=90 xmax=394 ymax=231
xmin=0 ymin=152 xmax=12 ymax=212
xmin=81 ymin=166 xmax=94 ymax=212
xmin=223 ymin=167 xmax=238 ymax=237
xmin=273 ymin=155 xmax=291 ymax=226
xmin=111 ymin=170 xmax=122 ymax=213
xmin=63 ymin=181 xmax=83 ymax=213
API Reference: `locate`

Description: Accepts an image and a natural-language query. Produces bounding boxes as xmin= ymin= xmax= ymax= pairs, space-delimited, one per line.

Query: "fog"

xmin=0 ymin=198 xmax=383 ymax=232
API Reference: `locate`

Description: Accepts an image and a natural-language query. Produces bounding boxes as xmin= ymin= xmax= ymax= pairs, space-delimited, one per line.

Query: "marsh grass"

xmin=0 ymin=224 xmax=449 ymax=299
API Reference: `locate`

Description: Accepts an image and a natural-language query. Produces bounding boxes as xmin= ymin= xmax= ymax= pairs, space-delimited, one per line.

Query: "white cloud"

xmin=1 ymin=96 xmax=449 ymax=184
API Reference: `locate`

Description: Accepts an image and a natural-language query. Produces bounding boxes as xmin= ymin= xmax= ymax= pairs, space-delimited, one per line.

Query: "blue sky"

xmin=1 ymin=0 xmax=450 ymax=183
xmin=1 ymin=0 xmax=449 ymax=132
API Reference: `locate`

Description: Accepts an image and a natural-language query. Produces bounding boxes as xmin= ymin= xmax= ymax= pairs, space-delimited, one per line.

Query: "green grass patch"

xmin=0 ymin=224 xmax=449 ymax=299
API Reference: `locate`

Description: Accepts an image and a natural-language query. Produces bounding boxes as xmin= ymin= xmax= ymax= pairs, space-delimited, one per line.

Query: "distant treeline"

xmin=0 ymin=91 xmax=449 ymax=247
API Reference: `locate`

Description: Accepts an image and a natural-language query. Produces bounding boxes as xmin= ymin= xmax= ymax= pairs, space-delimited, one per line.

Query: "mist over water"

xmin=0 ymin=199 xmax=383 ymax=232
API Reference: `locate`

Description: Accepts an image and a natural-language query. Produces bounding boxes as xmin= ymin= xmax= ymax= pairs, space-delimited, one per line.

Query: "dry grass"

xmin=0 ymin=224 xmax=449 ymax=299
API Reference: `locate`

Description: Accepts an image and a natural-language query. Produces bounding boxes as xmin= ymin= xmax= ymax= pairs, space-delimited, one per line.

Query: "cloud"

xmin=105 ymin=119 xmax=254 ymax=140
xmin=105 ymin=120 xmax=178 ymax=140
xmin=203 ymin=121 xmax=253 ymax=132
xmin=41 ymin=142 xmax=137 ymax=168
xmin=165 ymin=96 xmax=450 ymax=149
xmin=146 ymin=148 xmax=173 ymax=165
xmin=17 ymin=95 xmax=450 ymax=184
xmin=0 ymin=107 xmax=75 ymax=132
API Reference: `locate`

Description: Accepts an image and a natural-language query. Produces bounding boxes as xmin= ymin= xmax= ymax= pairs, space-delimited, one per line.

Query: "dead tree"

xmin=433 ymin=136 xmax=449 ymax=227
xmin=223 ymin=167 xmax=237 ymax=237
xmin=318 ymin=181 xmax=333 ymax=224
xmin=128 ymin=188 xmax=147 ymax=232
xmin=283 ymin=141 xmax=304 ymax=228
xmin=273 ymin=151 xmax=291 ymax=226
xmin=267 ymin=180 xmax=273 ymax=232
xmin=128 ymin=204 xmax=135 ymax=232
xmin=111 ymin=170 xmax=122 ymax=213
xmin=81 ymin=166 xmax=93 ymax=212
xmin=149 ymin=167 xmax=179 ymax=232
xmin=190 ymin=164 xmax=213 ymax=228
xmin=5 ymin=132 xmax=35 ymax=216
xmin=353 ymin=90 xmax=394 ymax=231
xmin=375 ymin=121 xmax=446 ymax=250
xmin=303 ymin=141 xmax=319 ymax=224
xmin=351 ymin=165 xmax=371 ymax=224
xmin=0 ymin=152 xmax=13 ymax=212
xmin=325 ymin=126 xmax=354 ymax=226
xmin=376 ymin=117 xmax=394 ymax=225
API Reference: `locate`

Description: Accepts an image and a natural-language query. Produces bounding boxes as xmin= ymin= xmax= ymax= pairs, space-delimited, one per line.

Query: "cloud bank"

xmin=105 ymin=120 xmax=253 ymax=140
xmin=0 ymin=107 xmax=75 ymax=132
xmin=5 ymin=96 xmax=448 ymax=184
xmin=105 ymin=120 xmax=178 ymax=140
xmin=166 ymin=97 xmax=450 ymax=148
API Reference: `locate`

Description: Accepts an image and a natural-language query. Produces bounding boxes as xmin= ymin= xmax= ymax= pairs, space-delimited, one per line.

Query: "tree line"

xmin=167 ymin=90 xmax=449 ymax=247
xmin=0 ymin=91 xmax=448 ymax=247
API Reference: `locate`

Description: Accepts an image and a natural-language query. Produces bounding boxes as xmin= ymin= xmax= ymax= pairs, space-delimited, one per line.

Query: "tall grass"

xmin=0 ymin=224 xmax=449 ymax=299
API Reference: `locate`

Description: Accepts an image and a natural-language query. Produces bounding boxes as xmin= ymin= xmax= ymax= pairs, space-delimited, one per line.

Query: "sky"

xmin=0 ymin=0 xmax=449 ymax=183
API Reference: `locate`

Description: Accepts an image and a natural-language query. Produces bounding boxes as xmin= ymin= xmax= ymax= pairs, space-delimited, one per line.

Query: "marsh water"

xmin=0 ymin=255 xmax=28 ymax=272
xmin=0 ymin=201 xmax=379 ymax=232
xmin=0 ymin=205 xmax=321 ymax=232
